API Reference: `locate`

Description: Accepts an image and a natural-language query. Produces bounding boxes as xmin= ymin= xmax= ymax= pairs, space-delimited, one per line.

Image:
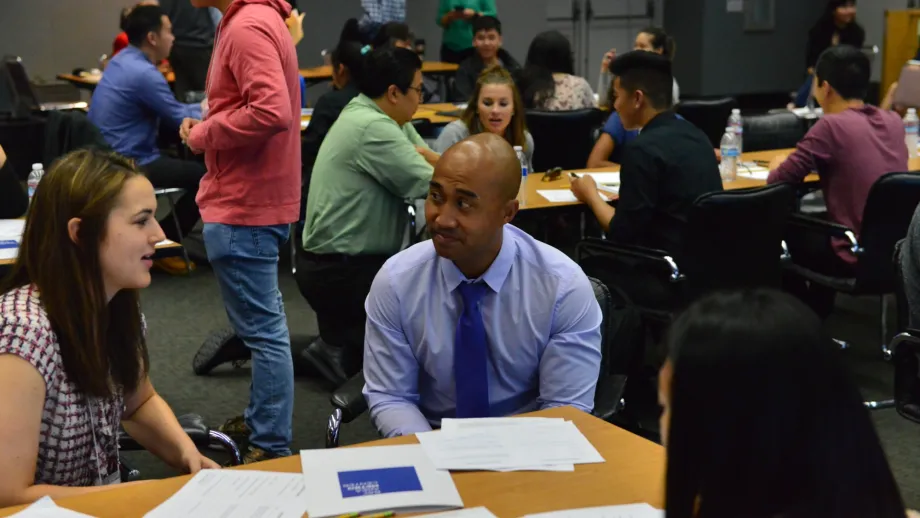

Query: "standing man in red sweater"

xmin=180 ymin=0 xmax=301 ymax=463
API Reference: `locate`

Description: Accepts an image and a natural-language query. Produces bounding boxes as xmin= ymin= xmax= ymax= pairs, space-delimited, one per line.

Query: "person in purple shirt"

xmin=768 ymin=44 xmax=908 ymax=317
xmin=88 ymin=5 xmax=205 ymax=274
xmin=362 ymin=133 xmax=602 ymax=438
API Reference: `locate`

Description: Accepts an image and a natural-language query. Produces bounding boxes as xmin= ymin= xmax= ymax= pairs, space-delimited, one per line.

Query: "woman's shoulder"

xmin=0 ymin=285 xmax=52 ymax=329
xmin=0 ymin=285 xmax=59 ymax=381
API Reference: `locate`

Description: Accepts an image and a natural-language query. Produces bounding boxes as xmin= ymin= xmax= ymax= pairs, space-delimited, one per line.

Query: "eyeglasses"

xmin=406 ymin=85 xmax=424 ymax=96
xmin=541 ymin=167 xmax=564 ymax=182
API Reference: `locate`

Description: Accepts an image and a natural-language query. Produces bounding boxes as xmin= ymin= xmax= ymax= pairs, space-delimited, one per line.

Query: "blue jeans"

xmin=202 ymin=223 xmax=294 ymax=456
xmin=795 ymin=74 xmax=814 ymax=108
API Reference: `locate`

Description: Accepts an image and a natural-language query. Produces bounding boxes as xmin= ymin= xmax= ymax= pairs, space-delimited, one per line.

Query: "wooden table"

xmin=0 ymin=240 xmax=182 ymax=267
xmin=58 ymin=72 xmax=176 ymax=91
xmin=301 ymin=103 xmax=463 ymax=131
xmin=0 ymin=407 xmax=664 ymax=517
xmin=300 ymin=61 xmax=458 ymax=86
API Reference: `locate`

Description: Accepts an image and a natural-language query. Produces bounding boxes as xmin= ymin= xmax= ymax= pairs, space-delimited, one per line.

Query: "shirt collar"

xmin=439 ymin=225 xmax=516 ymax=294
xmin=641 ymin=110 xmax=677 ymax=132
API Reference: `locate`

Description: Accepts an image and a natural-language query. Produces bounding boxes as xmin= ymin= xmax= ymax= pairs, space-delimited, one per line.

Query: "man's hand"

xmin=0 ymin=144 xmax=6 ymax=170
xmin=569 ymin=174 xmax=599 ymax=203
xmin=180 ymin=118 xmax=203 ymax=154
xmin=600 ymin=48 xmax=616 ymax=74
xmin=286 ymin=9 xmax=305 ymax=46
xmin=416 ymin=146 xmax=440 ymax=167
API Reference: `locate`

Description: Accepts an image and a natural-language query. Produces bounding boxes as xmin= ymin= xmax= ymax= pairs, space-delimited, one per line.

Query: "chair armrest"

xmin=329 ymin=373 xmax=369 ymax=424
xmin=787 ymin=213 xmax=862 ymax=255
xmin=592 ymin=374 xmax=627 ymax=422
xmin=583 ymin=239 xmax=685 ymax=282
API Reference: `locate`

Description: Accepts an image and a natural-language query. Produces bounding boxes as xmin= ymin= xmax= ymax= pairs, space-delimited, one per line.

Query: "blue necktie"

xmin=454 ymin=281 xmax=491 ymax=418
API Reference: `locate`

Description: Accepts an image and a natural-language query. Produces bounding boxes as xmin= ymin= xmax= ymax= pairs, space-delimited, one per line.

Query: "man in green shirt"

xmin=296 ymin=47 xmax=433 ymax=386
xmin=437 ymin=0 xmax=497 ymax=64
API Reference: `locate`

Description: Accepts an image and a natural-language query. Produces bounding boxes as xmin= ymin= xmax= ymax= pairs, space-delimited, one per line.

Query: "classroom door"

xmin=546 ymin=0 xmax=663 ymax=90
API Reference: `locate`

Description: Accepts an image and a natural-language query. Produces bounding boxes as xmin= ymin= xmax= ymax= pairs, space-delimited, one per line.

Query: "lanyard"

xmin=87 ymin=395 xmax=122 ymax=486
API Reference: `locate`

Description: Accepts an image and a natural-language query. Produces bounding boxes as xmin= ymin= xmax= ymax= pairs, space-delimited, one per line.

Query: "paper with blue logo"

xmin=300 ymin=444 xmax=463 ymax=518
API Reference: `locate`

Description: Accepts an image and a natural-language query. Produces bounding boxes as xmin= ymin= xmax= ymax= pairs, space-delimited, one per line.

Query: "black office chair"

xmin=410 ymin=118 xmax=435 ymax=139
xmin=525 ymin=109 xmax=606 ymax=172
xmin=323 ymin=277 xmax=627 ymax=448
xmin=576 ymin=183 xmax=797 ymax=318
xmin=675 ymin=97 xmax=738 ymax=148
xmin=742 ymin=112 xmax=807 ymax=152
xmin=118 ymin=413 xmax=242 ymax=481
xmin=869 ymin=240 xmax=911 ymax=413
xmin=783 ymin=173 xmax=920 ymax=360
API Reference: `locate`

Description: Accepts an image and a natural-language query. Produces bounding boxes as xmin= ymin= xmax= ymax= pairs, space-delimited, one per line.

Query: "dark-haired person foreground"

xmin=181 ymin=0 xmax=301 ymax=464
xmin=0 ymin=150 xmax=219 ymax=508
xmin=517 ymin=30 xmax=594 ymax=111
xmin=364 ymin=133 xmax=602 ymax=437
xmin=661 ymin=289 xmax=909 ymax=518
xmin=452 ymin=16 xmax=520 ymax=102
xmin=768 ymin=45 xmax=906 ymax=318
xmin=297 ymin=47 xmax=433 ymax=386
xmin=89 ymin=4 xmax=205 ymax=274
xmin=434 ymin=66 xmax=534 ymax=165
xmin=300 ymin=19 xmax=365 ymax=208
xmin=570 ymin=51 xmax=721 ymax=306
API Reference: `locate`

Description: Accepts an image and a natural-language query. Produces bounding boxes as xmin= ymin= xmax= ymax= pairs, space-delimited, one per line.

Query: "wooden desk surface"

xmin=0 ymin=240 xmax=181 ymax=267
xmin=301 ymin=61 xmax=458 ymax=81
xmin=521 ymin=148 xmax=829 ymax=211
xmin=58 ymin=72 xmax=176 ymax=87
xmin=301 ymin=103 xmax=462 ymax=129
xmin=0 ymin=407 xmax=664 ymax=518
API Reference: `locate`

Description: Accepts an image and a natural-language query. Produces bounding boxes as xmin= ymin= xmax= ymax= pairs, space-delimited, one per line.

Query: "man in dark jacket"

xmin=452 ymin=15 xmax=520 ymax=102
xmin=160 ymin=0 xmax=220 ymax=101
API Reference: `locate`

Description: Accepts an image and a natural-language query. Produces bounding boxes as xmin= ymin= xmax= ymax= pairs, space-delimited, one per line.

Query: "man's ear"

xmin=504 ymin=198 xmax=519 ymax=224
xmin=67 ymin=217 xmax=81 ymax=245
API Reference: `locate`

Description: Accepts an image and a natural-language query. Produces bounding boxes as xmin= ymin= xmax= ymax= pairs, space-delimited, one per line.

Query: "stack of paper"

xmin=10 ymin=497 xmax=96 ymax=517
xmin=536 ymin=190 xmax=612 ymax=203
xmin=417 ymin=417 xmax=604 ymax=472
xmin=574 ymin=172 xmax=620 ymax=186
xmin=144 ymin=470 xmax=308 ymax=518
xmin=735 ymin=162 xmax=770 ymax=180
xmin=300 ymin=444 xmax=464 ymax=518
xmin=523 ymin=504 xmax=663 ymax=518
xmin=0 ymin=219 xmax=25 ymax=261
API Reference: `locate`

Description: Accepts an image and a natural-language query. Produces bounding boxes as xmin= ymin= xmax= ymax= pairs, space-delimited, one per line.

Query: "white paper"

xmin=143 ymin=470 xmax=308 ymax=518
xmin=10 ymin=497 xmax=97 ymax=517
xmin=301 ymin=108 xmax=314 ymax=116
xmin=417 ymin=419 xmax=603 ymax=472
xmin=726 ymin=0 xmax=743 ymax=13
xmin=0 ymin=219 xmax=25 ymax=240
xmin=300 ymin=444 xmax=463 ymax=518
xmin=414 ymin=507 xmax=498 ymax=518
xmin=523 ymin=504 xmax=663 ymax=518
xmin=575 ymin=172 xmax=621 ymax=186
xmin=537 ymin=190 xmax=613 ymax=203
xmin=439 ymin=417 xmax=563 ymax=433
xmin=735 ymin=162 xmax=770 ymax=180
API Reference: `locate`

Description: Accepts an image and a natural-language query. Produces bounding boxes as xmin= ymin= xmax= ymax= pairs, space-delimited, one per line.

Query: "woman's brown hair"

xmin=460 ymin=66 xmax=529 ymax=151
xmin=1 ymin=149 xmax=149 ymax=398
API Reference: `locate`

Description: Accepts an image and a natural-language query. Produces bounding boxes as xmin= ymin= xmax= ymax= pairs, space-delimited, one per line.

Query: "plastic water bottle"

xmin=728 ymin=108 xmax=743 ymax=154
xmin=27 ymin=163 xmax=44 ymax=205
xmin=905 ymin=108 xmax=919 ymax=159
xmin=720 ymin=128 xmax=739 ymax=182
xmin=514 ymin=146 xmax=528 ymax=207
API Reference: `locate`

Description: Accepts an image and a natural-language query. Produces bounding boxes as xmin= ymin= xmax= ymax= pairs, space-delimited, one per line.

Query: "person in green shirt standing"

xmin=296 ymin=46 xmax=433 ymax=387
xmin=437 ymin=0 xmax=497 ymax=64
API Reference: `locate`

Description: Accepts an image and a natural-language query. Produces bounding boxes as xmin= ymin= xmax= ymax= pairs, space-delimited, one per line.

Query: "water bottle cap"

xmin=732 ymin=108 xmax=740 ymax=114
xmin=32 ymin=163 xmax=42 ymax=170
xmin=910 ymin=108 xmax=917 ymax=115
xmin=513 ymin=146 xmax=523 ymax=151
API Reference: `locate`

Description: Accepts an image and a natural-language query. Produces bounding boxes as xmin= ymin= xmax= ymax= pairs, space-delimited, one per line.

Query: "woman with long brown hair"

xmin=0 ymin=149 xmax=218 ymax=507
xmin=431 ymin=66 xmax=534 ymax=166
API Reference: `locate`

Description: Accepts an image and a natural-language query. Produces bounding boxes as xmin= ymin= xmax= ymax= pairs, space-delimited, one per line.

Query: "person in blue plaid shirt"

xmin=359 ymin=0 xmax=406 ymax=43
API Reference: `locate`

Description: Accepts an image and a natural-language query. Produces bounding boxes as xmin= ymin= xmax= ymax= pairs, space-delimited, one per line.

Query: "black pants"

xmin=294 ymin=251 xmax=388 ymax=367
xmin=142 ymin=156 xmax=206 ymax=243
xmin=169 ymin=45 xmax=212 ymax=101
xmin=439 ymin=44 xmax=473 ymax=64
xmin=784 ymin=218 xmax=856 ymax=319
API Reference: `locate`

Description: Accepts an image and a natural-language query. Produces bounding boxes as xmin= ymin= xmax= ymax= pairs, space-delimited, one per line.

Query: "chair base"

xmin=864 ymin=399 xmax=896 ymax=410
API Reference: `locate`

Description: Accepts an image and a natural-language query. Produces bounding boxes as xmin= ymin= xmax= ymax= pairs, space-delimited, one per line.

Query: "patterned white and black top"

xmin=0 ymin=285 xmax=124 ymax=487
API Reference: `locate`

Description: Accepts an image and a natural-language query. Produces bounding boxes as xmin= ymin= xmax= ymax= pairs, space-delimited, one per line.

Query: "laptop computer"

xmin=1 ymin=56 xmax=86 ymax=115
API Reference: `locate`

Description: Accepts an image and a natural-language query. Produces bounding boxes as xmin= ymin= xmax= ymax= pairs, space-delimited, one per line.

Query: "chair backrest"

xmin=681 ymin=183 xmax=797 ymax=298
xmin=525 ymin=108 xmax=606 ymax=172
xmin=587 ymin=276 xmax=612 ymax=377
xmin=675 ymin=97 xmax=738 ymax=148
xmin=742 ymin=112 xmax=806 ymax=152
xmin=855 ymin=172 xmax=920 ymax=292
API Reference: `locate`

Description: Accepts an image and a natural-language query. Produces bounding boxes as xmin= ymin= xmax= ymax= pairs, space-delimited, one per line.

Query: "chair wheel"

xmin=192 ymin=328 xmax=251 ymax=376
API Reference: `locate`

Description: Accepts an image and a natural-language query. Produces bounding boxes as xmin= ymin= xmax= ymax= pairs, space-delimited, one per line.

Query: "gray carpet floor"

xmin=125 ymin=244 xmax=920 ymax=508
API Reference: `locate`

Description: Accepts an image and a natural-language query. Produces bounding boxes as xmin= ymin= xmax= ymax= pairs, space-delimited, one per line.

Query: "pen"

xmin=753 ymin=160 xmax=770 ymax=167
xmin=363 ymin=512 xmax=396 ymax=518
xmin=335 ymin=513 xmax=360 ymax=518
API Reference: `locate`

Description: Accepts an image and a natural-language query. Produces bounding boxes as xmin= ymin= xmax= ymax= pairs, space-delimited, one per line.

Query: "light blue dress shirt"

xmin=363 ymin=224 xmax=603 ymax=438
xmin=88 ymin=46 xmax=202 ymax=166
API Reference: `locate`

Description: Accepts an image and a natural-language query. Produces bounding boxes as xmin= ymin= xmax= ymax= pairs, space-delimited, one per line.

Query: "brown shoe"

xmin=153 ymin=256 xmax=196 ymax=275
xmin=218 ymin=415 xmax=251 ymax=447
xmin=241 ymin=445 xmax=281 ymax=465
